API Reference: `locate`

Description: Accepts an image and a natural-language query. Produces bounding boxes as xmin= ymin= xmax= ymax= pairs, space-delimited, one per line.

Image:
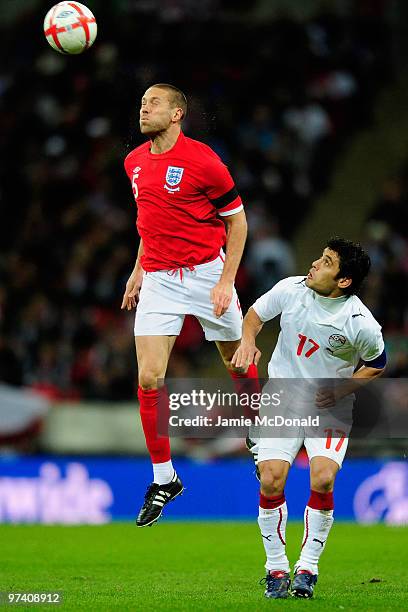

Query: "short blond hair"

xmin=151 ymin=83 xmax=187 ymax=120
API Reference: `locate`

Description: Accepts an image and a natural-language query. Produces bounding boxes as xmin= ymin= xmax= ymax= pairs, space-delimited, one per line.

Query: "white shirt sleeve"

xmin=252 ymin=277 xmax=294 ymax=322
xmin=355 ymin=322 xmax=385 ymax=362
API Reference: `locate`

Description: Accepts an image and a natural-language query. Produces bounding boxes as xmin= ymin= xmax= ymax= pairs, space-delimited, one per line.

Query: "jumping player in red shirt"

xmin=121 ymin=83 xmax=256 ymax=526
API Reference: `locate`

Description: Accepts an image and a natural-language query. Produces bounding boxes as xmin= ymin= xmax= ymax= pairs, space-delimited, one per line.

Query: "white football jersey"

xmin=253 ymin=276 xmax=384 ymax=379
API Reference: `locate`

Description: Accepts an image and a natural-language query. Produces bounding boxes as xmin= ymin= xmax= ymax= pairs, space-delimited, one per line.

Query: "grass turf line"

xmin=0 ymin=522 xmax=407 ymax=611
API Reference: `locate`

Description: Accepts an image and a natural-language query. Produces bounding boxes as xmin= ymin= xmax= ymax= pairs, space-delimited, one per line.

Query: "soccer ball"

xmin=43 ymin=2 xmax=97 ymax=54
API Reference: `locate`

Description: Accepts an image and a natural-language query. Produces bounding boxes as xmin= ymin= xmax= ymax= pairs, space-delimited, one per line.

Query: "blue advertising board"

xmin=0 ymin=456 xmax=407 ymax=524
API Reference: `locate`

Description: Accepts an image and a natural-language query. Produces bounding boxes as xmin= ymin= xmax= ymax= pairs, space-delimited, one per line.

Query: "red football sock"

xmin=260 ymin=492 xmax=286 ymax=509
xmin=229 ymin=363 xmax=260 ymax=420
xmin=138 ymin=386 xmax=171 ymax=463
xmin=307 ymin=490 xmax=334 ymax=511
xmin=229 ymin=362 xmax=259 ymax=381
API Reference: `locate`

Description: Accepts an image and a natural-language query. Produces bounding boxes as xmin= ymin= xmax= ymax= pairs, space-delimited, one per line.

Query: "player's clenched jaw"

xmin=305 ymin=248 xmax=352 ymax=298
xmin=139 ymin=86 xmax=183 ymax=136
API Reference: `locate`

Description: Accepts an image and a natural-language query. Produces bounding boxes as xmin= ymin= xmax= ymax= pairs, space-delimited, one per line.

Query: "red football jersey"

xmin=124 ymin=131 xmax=243 ymax=271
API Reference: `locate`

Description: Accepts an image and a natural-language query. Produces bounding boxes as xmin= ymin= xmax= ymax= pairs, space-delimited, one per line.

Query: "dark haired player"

xmin=232 ymin=238 xmax=386 ymax=599
xmin=121 ymin=84 xmax=254 ymax=527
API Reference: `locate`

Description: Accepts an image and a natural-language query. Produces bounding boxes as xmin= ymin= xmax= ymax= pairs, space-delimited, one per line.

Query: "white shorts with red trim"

xmin=134 ymin=254 xmax=243 ymax=341
xmin=257 ymin=402 xmax=352 ymax=468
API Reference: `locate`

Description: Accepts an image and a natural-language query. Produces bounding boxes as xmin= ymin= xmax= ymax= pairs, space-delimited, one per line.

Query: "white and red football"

xmin=43 ymin=2 xmax=97 ymax=55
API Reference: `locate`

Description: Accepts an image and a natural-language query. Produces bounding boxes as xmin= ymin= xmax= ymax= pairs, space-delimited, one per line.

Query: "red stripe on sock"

xmin=301 ymin=507 xmax=309 ymax=549
xmin=138 ymin=386 xmax=171 ymax=463
xmin=308 ymin=490 xmax=334 ymax=511
xmin=277 ymin=506 xmax=286 ymax=545
xmin=259 ymin=492 xmax=285 ymax=510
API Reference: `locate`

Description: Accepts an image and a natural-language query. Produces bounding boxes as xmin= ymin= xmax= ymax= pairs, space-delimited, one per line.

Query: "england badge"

xmin=164 ymin=166 xmax=184 ymax=192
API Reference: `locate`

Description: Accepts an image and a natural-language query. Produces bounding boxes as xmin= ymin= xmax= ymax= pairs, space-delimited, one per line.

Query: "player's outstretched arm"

xmin=121 ymin=239 xmax=144 ymax=311
xmin=231 ymin=307 xmax=263 ymax=369
xmin=211 ymin=210 xmax=247 ymax=318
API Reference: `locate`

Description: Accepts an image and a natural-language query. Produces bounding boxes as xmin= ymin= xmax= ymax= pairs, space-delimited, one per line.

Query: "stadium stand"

xmin=0 ymin=0 xmax=402 ymax=403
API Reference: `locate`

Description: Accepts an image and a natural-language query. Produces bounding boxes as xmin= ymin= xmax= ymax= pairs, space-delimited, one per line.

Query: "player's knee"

xmin=311 ymin=468 xmax=336 ymax=492
xmin=138 ymin=369 xmax=162 ymax=390
xmin=259 ymin=463 xmax=286 ymax=496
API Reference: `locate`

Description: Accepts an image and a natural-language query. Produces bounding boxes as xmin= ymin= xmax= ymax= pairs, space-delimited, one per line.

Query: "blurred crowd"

xmin=362 ymin=172 xmax=408 ymax=377
xmin=0 ymin=0 xmax=400 ymax=401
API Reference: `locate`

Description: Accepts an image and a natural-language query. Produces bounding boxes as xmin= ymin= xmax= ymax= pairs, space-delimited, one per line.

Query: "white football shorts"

xmin=257 ymin=400 xmax=353 ymax=468
xmin=134 ymin=255 xmax=243 ymax=341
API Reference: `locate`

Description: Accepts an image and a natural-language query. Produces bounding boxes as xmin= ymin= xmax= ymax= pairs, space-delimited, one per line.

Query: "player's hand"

xmin=315 ymin=387 xmax=337 ymax=408
xmin=210 ymin=280 xmax=233 ymax=318
xmin=121 ymin=268 xmax=144 ymax=311
xmin=316 ymin=381 xmax=354 ymax=407
xmin=231 ymin=341 xmax=262 ymax=369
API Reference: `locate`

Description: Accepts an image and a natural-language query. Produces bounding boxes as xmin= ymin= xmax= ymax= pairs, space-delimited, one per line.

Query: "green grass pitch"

xmin=1 ymin=522 xmax=407 ymax=611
